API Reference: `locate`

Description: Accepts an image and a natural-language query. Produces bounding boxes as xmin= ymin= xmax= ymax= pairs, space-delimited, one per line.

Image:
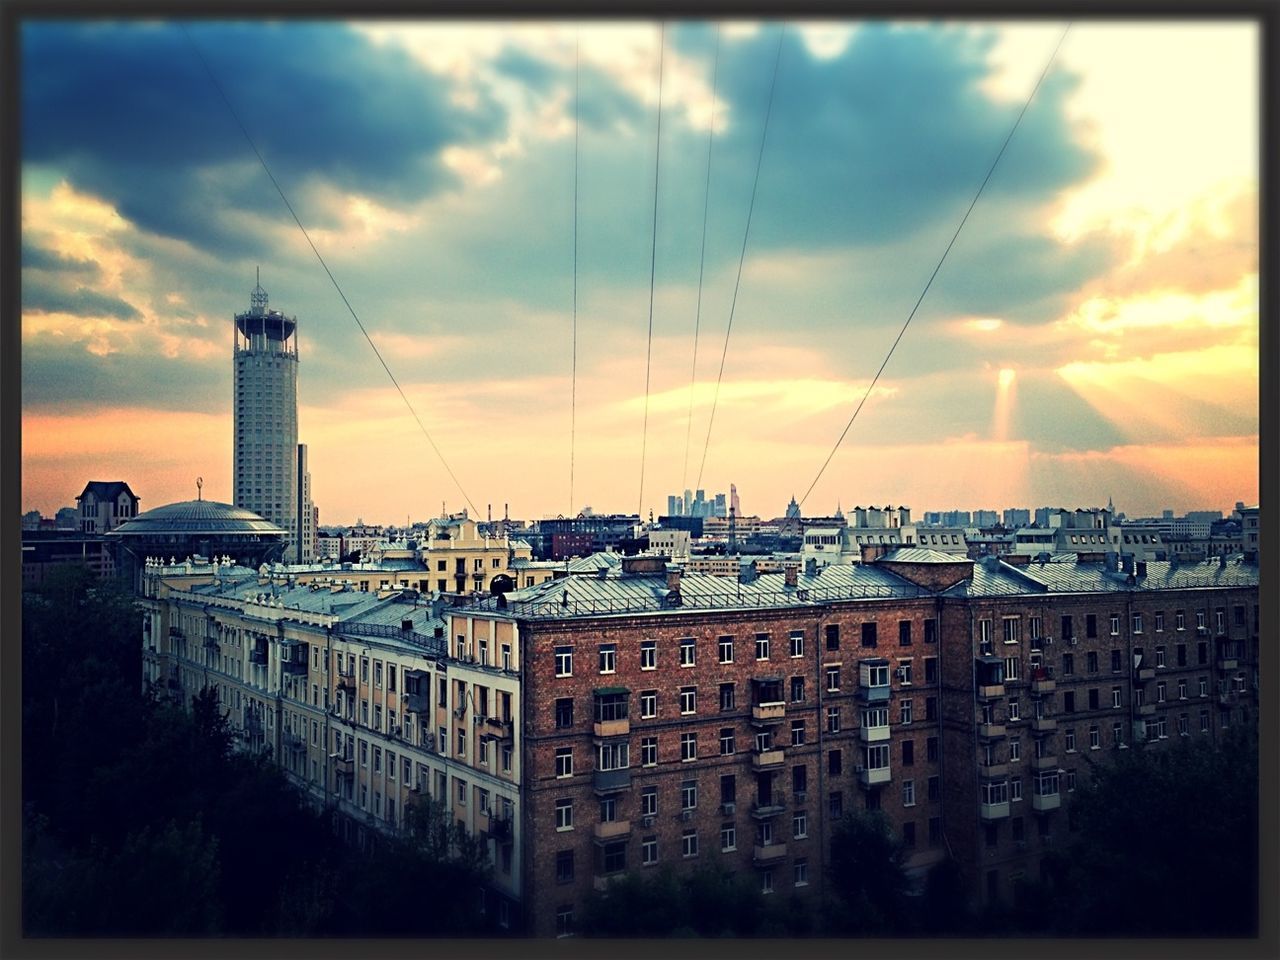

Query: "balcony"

xmin=281 ymin=658 xmax=308 ymax=677
xmin=752 ymin=841 xmax=788 ymax=864
xmin=979 ymin=801 xmax=1010 ymax=821
xmin=249 ymin=648 xmax=268 ymax=666
xmin=337 ymin=671 xmax=356 ymax=694
xmin=751 ymin=703 xmax=786 ymax=723
xmin=332 ymin=754 xmax=355 ymax=778
xmin=860 ymin=722 xmax=892 ymax=743
xmin=1134 ymin=667 xmax=1156 ymax=682
xmin=203 ymin=635 xmax=220 ymax=651
xmin=485 ymin=716 xmax=515 ymax=740
xmin=1031 ymin=716 xmax=1057 ymax=733
xmin=242 ymin=716 xmax=263 ymax=737
xmin=593 ymin=768 xmax=632 ymax=795
xmin=592 ymin=820 xmax=632 ymax=842
xmin=979 ymin=761 xmax=1009 ymax=779
xmin=282 ymin=732 xmax=306 ymax=754
xmin=856 ymin=685 xmax=892 ymax=703
xmin=169 ymin=626 xmax=184 ymax=641
xmin=593 ymin=718 xmax=630 ymax=739
xmin=1029 ymin=673 xmax=1055 ymax=695
xmin=1217 ymin=657 xmax=1239 ymax=671
xmin=488 ymin=812 xmax=513 ymax=842
xmin=977 ymin=722 xmax=1006 ymax=740
xmin=1032 ymin=792 xmax=1061 ymax=813
xmin=1136 ymin=703 xmax=1156 ymax=716
xmin=752 ymin=748 xmax=786 ymax=770
xmin=977 ymin=683 xmax=1006 ymax=700
xmin=1031 ymin=754 xmax=1058 ymax=771
xmin=858 ymin=764 xmax=892 ymax=788
xmin=751 ymin=795 xmax=787 ymax=819
xmin=404 ymin=691 xmax=429 ymax=715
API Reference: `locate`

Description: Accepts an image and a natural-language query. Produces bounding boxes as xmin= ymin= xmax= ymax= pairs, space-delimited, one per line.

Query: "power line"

xmin=681 ymin=24 xmax=722 ymax=497
xmin=570 ymin=36 xmax=580 ymax=518
xmin=637 ymin=22 xmax=665 ymax=519
xmin=798 ymin=24 xmax=1072 ymax=510
xmin=695 ymin=23 xmax=785 ymax=492
xmin=181 ymin=25 xmax=480 ymax=519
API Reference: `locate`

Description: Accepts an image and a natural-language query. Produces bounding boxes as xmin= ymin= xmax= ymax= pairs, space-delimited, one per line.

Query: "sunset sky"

xmin=20 ymin=19 xmax=1259 ymax=525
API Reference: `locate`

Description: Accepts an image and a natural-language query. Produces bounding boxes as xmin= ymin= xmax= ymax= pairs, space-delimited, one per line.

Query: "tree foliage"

xmin=824 ymin=809 xmax=915 ymax=935
xmin=21 ymin=566 xmax=493 ymax=936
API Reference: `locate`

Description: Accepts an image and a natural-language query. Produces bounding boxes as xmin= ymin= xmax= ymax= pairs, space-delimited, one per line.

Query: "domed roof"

xmin=108 ymin=499 xmax=288 ymax=537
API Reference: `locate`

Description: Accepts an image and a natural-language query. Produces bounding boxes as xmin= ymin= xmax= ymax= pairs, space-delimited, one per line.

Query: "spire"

xmin=250 ymin=266 xmax=268 ymax=314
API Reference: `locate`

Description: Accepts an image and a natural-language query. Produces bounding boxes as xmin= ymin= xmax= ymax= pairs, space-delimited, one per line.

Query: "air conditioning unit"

xmin=721 ymin=802 xmax=736 ymax=815
xmin=641 ymin=815 xmax=655 ymax=827
xmin=680 ymin=809 xmax=694 ymax=822
xmin=1068 ymin=636 xmax=1078 ymax=646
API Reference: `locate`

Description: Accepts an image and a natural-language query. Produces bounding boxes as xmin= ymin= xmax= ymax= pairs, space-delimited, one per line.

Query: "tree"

xmin=823 ymin=810 xmax=914 ymax=935
xmin=1055 ymin=727 xmax=1258 ymax=936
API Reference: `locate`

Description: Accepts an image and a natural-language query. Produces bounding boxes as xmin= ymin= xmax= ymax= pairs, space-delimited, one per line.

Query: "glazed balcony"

xmin=1032 ymin=792 xmax=1061 ymax=813
xmin=752 ymin=842 xmax=788 ymax=864
xmin=750 ymin=794 xmax=787 ymax=819
xmin=858 ymin=764 xmax=891 ymax=788
xmin=332 ymin=754 xmax=355 ymax=778
xmin=1217 ymin=657 xmax=1239 ymax=671
xmin=856 ymin=685 xmax=892 ymax=704
xmin=752 ymin=748 xmax=786 ymax=770
xmin=593 ymin=768 xmax=631 ymax=795
xmin=979 ymin=800 xmax=1010 ymax=821
xmin=1029 ymin=668 xmax=1055 ymax=695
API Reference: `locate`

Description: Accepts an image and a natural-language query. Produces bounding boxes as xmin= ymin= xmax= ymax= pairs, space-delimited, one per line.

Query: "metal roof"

xmin=109 ymin=499 xmax=286 ymax=536
xmin=879 ymin=548 xmax=972 ymax=564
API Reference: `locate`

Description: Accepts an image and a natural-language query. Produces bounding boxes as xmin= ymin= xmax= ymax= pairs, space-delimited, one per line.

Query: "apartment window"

xmin=555 ymin=906 xmax=573 ymax=938
xmin=1177 ymin=644 xmax=1187 ymax=667
xmin=360 ymin=657 xmax=369 ymax=682
xmin=1061 ymin=615 xmax=1074 ymax=642
xmin=1003 ymin=617 xmax=1020 ymax=644
xmin=924 ymin=657 xmax=938 ymax=684
xmin=1109 ymin=614 xmax=1120 ymax=636
xmin=1198 ymin=642 xmax=1208 ymax=665
xmin=555 ymin=850 xmax=574 ymax=883
xmin=861 ymin=622 xmax=878 ymax=647
xmin=680 ymin=638 xmax=696 ymax=667
xmin=924 ymin=619 xmax=938 ymax=644
xmin=721 ymin=824 xmax=742 ymax=855
xmin=598 ymin=644 xmax=616 ymax=674
xmin=1086 ymin=651 xmax=1099 ymax=674
xmin=1111 ymin=686 xmax=1122 ymax=709
xmin=1156 ymin=646 xmax=1166 ymax=668
xmin=680 ymin=732 xmax=698 ymax=762
xmin=1062 ymin=653 xmax=1074 ymax=676
xmin=1088 ymin=688 xmax=1099 ymax=710
xmin=794 ymin=858 xmax=810 ymax=887
xmin=827 ymin=706 xmax=841 ymax=733
xmin=642 ymin=787 xmax=657 ymax=817
xmin=640 ymin=690 xmax=657 ymax=719
xmin=456 ymin=778 xmax=467 ymax=806
xmin=1089 ymin=724 xmax=1101 ymax=750
xmin=1178 ymin=714 xmax=1189 ymax=737
xmin=899 ymin=621 xmax=913 ymax=647
xmin=680 ymin=686 xmax=697 ymax=715
xmin=1086 ymin=615 xmax=1098 ymax=639
xmin=374 ymin=661 xmax=383 ymax=687
xmin=641 ymin=639 xmax=657 ymax=670
xmin=898 ymin=660 xmax=913 ymax=686
xmin=826 ymin=624 xmax=841 ymax=651
xmin=555 ymin=698 xmax=574 ymax=729
xmin=1200 ymin=710 xmax=1210 ymax=733
xmin=641 ymin=736 xmax=657 ymax=767
xmin=1112 ymin=721 xmax=1124 ymax=747
xmin=682 ymin=831 xmax=699 ymax=858
xmin=1004 ymin=656 xmax=1020 ymax=682
xmin=642 ymin=837 xmax=659 ymax=866
xmin=979 ymin=619 xmax=993 ymax=655
xmin=554 ymin=646 xmax=573 ymax=677
xmin=1063 ymin=691 xmax=1075 ymax=714
xmin=1155 ymin=612 xmax=1165 ymax=632
xmin=681 ymin=781 xmax=698 ymax=811
xmin=1178 ymin=679 xmax=1187 ymax=700
xmin=900 ymin=699 xmax=913 ymax=725
xmin=1029 ymin=617 xmax=1042 ymax=645
xmin=457 ymin=728 xmax=467 ymax=758
xmin=554 ymin=747 xmax=573 ymax=778
xmin=790 ymin=677 xmax=805 ymax=703
xmin=1111 ymin=650 xmax=1122 ymax=673
xmin=793 ymin=810 xmax=809 ymax=839
xmin=1156 ymin=681 xmax=1167 ymax=703
xmin=927 ymin=776 xmax=940 ymax=802
xmin=1132 ymin=613 xmax=1143 ymax=634
xmin=598 ymin=741 xmax=629 ymax=772
xmin=1199 ymin=676 xmax=1209 ymax=697
xmin=927 ymin=736 xmax=939 ymax=762
xmin=599 ymin=797 xmax=617 ymax=823
xmin=829 ymin=792 xmax=844 ymax=818
xmin=783 ymin=716 xmax=803 ymax=747
xmin=755 ymin=633 xmax=770 ymax=660
xmin=1064 ymin=728 xmax=1076 ymax=752
xmin=718 ymin=636 xmax=734 ymax=664
xmin=1009 ymin=738 xmax=1021 ymax=762
xmin=826 ymin=666 xmax=841 ymax=692
xmin=902 ymin=779 xmax=916 ymax=807
xmin=719 ymin=682 xmax=735 ymax=712
xmin=1007 ymin=698 xmax=1021 ymax=721
xmin=902 ymin=739 xmax=914 ymax=766
xmin=555 ymin=798 xmax=573 ymax=831
xmin=720 ymin=727 xmax=735 ymax=756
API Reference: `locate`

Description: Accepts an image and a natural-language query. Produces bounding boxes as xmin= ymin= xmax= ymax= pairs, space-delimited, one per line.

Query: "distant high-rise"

xmin=233 ymin=275 xmax=312 ymax=562
xmin=730 ymin=483 xmax=740 ymax=517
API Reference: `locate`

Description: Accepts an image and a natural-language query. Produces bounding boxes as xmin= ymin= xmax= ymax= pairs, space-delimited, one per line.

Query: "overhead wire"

xmin=797 ymin=23 xmax=1073 ymax=510
xmin=681 ymin=24 xmax=722 ymax=498
xmin=636 ymin=22 xmax=666 ymax=519
xmin=694 ymin=23 xmax=785 ymax=492
xmin=569 ymin=35 xmax=580 ymax=518
xmin=180 ymin=24 xmax=480 ymax=518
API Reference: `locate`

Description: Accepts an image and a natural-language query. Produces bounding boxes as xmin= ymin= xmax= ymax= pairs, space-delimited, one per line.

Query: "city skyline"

xmin=21 ymin=19 xmax=1259 ymax=524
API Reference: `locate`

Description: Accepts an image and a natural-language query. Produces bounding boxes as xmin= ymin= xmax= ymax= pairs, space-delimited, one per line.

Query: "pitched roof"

xmin=77 ymin=480 xmax=138 ymax=502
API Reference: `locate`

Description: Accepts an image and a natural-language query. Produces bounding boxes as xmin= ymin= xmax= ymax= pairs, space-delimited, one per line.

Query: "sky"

xmin=20 ymin=18 xmax=1260 ymax=525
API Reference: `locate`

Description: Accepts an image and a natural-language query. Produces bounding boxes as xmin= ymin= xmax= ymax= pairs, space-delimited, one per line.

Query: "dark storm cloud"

xmin=23 ymin=275 xmax=142 ymax=321
xmin=22 ymin=240 xmax=99 ymax=275
xmin=22 ymin=21 xmax=507 ymax=257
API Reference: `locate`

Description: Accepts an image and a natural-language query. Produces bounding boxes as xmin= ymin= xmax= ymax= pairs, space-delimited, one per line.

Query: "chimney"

xmin=784 ymin=563 xmax=798 ymax=588
xmin=1120 ymin=554 xmax=1134 ymax=574
xmin=804 ymin=557 xmax=818 ymax=577
xmin=1136 ymin=561 xmax=1147 ymax=578
xmin=666 ymin=563 xmax=683 ymax=593
xmin=401 ymin=618 xmax=414 ymax=632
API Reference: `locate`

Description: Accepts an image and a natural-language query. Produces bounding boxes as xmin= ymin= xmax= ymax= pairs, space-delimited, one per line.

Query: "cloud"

xmin=22 ymin=21 xmax=507 ymax=257
xmin=22 ymin=275 xmax=142 ymax=321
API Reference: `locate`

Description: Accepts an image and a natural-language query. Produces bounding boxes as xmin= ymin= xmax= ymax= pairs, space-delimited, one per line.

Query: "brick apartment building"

xmin=144 ymin=547 xmax=1258 ymax=936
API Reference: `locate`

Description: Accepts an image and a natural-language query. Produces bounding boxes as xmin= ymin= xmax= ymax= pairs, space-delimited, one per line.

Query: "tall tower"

xmin=233 ymin=273 xmax=305 ymax=562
